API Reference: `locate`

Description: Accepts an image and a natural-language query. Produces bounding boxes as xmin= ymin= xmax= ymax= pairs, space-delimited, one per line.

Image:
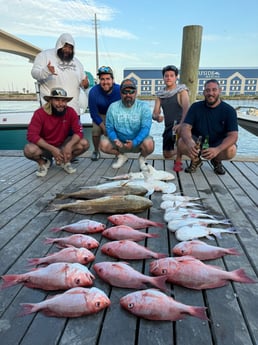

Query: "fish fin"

xmin=156 ymin=253 xmax=168 ymax=259
xmin=206 ymin=235 xmax=216 ymax=240
xmin=189 ymin=306 xmax=209 ymax=321
xmin=151 ymin=275 xmax=168 ymax=292
xmin=148 ymin=233 xmax=159 ymax=239
xmin=1 ymin=275 xmax=20 ymax=289
xmin=50 ymin=227 xmax=61 ymax=233
xmin=27 ymin=258 xmax=40 ymax=266
xmin=54 ymin=193 xmax=67 ymax=200
xmin=19 ymin=303 xmax=37 ymax=316
xmin=232 ymin=269 xmax=257 ymax=284
xmin=227 ymin=248 xmax=240 ymax=256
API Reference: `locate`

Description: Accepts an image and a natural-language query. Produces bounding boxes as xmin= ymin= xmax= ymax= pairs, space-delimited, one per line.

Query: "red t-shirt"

xmin=27 ymin=106 xmax=83 ymax=147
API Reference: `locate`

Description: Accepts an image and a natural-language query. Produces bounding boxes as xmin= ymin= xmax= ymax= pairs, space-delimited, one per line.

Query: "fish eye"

xmin=161 ymin=269 xmax=167 ymax=274
xmin=75 ymin=278 xmax=81 ymax=285
xmin=95 ymin=301 xmax=101 ymax=308
xmin=128 ymin=303 xmax=134 ymax=309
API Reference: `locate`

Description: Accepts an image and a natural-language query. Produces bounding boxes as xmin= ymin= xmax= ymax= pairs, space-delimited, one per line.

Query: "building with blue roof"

xmin=124 ymin=67 xmax=258 ymax=96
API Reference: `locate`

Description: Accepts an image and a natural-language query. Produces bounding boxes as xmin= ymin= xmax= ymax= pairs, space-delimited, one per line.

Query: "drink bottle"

xmin=202 ymin=136 xmax=209 ymax=149
xmin=196 ymin=136 xmax=202 ymax=157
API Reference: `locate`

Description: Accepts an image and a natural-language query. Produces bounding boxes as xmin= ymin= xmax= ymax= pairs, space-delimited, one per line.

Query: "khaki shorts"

xmin=92 ymin=114 xmax=106 ymax=136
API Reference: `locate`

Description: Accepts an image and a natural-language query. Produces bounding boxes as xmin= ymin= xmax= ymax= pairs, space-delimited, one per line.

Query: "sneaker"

xmin=173 ymin=161 xmax=183 ymax=172
xmin=91 ymin=151 xmax=100 ymax=161
xmin=61 ymin=162 xmax=77 ymax=174
xmin=184 ymin=158 xmax=203 ymax=173
xmin=138 ymin=155 xmax=147 ymax=170
xmin=112 ymin=154 xmax=128 ymax=169
xmin=211 ymin=159 xmax=225 ymax=175
xmin=36 ymin=159 xmax=51 ymax=177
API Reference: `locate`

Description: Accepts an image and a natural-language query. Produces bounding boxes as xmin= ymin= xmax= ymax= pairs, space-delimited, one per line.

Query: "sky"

xmin=1 ymin=0 xmax=258 ymax=92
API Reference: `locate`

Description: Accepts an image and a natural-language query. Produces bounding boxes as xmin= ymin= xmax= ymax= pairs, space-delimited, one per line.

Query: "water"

xmin=1 ymin=99 xmax=258 ymax=156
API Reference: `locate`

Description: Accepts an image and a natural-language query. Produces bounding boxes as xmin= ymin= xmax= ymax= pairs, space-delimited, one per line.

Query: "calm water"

xmin=1 ymin=99 xmax=258 ymax=156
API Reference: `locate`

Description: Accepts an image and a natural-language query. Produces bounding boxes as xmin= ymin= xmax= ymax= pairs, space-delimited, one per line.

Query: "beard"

xmin=122 ymin=98 xmax=135 ymax=107
xmin=205 ymin=94 xmax=220 ymax=106
xmin=57 ymin=48 xmax=74 ymax=62
xmin=52 ymin=105 xmax=67 ymax=117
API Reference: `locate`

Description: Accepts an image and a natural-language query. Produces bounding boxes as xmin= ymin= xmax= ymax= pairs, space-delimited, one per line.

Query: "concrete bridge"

xmin=0 ymin=29 xmax=41 ymax=62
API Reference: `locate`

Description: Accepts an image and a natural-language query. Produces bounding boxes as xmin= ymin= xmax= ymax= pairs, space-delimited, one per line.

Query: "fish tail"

xmin=227 ymin=248 xmax=240 ymax=256
xmin=44 ymin=237 xmax=55 ymax=244
xmin=148 ymin=233 xmax=159 ymax=239
xmin=232 ymin=269 xmax=257 ymax=284
xmin=19 ymin=303 xmax=37 ymax=316
xmin=152 ymin=221 xmax=165 ymax=228
xmin=50 ymin=227 xmax=62 ymax=233
xmin=151 ymin=275 xmax=168 ymax=292
xmin=46 ymin=203 xmax=64 ymax=212
xmin=54 ymin=193 xmax=68 ymax=200
xmin=1 ymin=275 xmax=21 ymax=289
xmin=190 ymin=306 xmax=209 ymax=321
xmin=27 ymin=258 xmax=40 ymax=266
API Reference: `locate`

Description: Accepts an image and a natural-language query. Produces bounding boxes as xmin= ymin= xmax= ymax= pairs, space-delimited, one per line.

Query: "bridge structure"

xmin=0 ymin=29 xmax=41 ymax=62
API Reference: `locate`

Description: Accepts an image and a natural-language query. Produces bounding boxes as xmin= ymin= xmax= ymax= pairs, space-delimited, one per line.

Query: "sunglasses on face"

xmin=121 ymin=89 xmax=135 ymax=95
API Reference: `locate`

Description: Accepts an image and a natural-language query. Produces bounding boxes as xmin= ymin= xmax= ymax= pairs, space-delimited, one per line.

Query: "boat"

xmin=236 ymin=106 xmax=258 ymax=137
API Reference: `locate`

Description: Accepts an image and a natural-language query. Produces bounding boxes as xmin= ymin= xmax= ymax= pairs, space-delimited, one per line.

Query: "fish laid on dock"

xmin=102 ymin=225 xmax=159 ymax=241
xmin=48 ymin=195 xmax=153 ymax=215
xmin=107 ymin=213 xmax=164 ymax=229
xmin=120 ymin=289 xmax=208 ymax=321
xmin=149 ymin=256 xmax=256 ymax=290
xmin=102 ymin=164 xmax=175 ymax=181
xmin=172 ymin=240 xmax=240 ymax=260
xmin=51 ymin=219 xmax=106 ymax=234
xmin=175 ymin=225 xmax=237 ymax=241
xmin=20 ymin=287 xmax=110 ymax=318
xmin=45 ymin=234 xmax=99 ymax=249
xmin=55 ymin=184 xmax=149 ymax=200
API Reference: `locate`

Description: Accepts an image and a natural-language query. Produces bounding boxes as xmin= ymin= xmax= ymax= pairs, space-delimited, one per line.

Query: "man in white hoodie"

xmin=31 ymin=33 xmax=88 ymax=115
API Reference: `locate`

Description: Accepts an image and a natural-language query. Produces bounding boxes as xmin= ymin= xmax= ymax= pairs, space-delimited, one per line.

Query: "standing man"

xmin=152 ymin=65 xmax=190 ymax=172
xmin=31 ymin=33 xmax=89 ymax=115
xmin=177 ymin=79 xmax=238 ymax=175
xmin=24 ymin=88 xmax=89 ymax=177
xmin=100 ymin=79 xmax=154 ymax=169
xmin=88 ymin=66 xmax=121 ymax=161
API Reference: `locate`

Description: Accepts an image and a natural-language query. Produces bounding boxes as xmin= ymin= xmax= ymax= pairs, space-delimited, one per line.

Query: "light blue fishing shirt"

xmin=106 ymin=99 xmax=152 ymax=147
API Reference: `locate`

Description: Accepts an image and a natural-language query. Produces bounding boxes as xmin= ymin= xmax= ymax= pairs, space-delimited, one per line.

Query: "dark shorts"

xmin=163 ymin=126 xmax=176 ymax=151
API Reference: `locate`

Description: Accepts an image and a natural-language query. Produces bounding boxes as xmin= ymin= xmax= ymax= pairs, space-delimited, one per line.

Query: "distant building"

xmin=123 ymin=67 xmax=258 ymax=96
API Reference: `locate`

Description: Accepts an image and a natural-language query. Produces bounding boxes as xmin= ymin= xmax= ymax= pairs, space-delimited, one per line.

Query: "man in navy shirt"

xmin=88 ymin=66 xmax=121 ymax=160
xmin=177 ymin=79 xmax=238 ymax=174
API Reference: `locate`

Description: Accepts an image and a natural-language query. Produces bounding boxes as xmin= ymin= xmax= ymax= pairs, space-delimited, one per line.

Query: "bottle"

xmin=195 ymin=136 xmax=202 ymax=157
xmin=172 ymin=120 xmax=177 ymax=145
xmin=202 ymin=136 xmax=209 ymax=150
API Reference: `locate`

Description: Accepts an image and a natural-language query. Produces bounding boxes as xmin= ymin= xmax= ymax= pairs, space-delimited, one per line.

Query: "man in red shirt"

xmin=24 ymin=87 xmax=89 ymax=177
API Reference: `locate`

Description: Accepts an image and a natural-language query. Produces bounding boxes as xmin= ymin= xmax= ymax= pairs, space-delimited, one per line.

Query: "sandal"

xmin=185 ymin=158 xmax=203 ymax=173
xmin=211 ymin=159 xmax=225 ymax=175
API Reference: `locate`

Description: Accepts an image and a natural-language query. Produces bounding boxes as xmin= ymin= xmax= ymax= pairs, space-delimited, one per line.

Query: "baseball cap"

xmin=120 ymin=79 xmax=137 ymax=91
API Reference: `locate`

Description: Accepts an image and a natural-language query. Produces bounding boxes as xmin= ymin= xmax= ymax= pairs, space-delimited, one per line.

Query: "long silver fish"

xmin=168 ymin=218 xmax=231 ymax=232
xmin=175 ymin=225 xmax=237 ymax=241
xmin=55 ymin=183 xmax=148 ymax=200
xmin=48 ymin=195 xmax=153 ymax=215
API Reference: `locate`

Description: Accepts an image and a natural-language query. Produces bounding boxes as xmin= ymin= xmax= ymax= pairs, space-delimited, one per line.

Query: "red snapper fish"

xmin=20 ymin=287 xmax=110 ymax=317
xmin=28 ymin=247 xmax=95 ymax=266
xmin=51 ymin=219 xmax=106 ymax=234
xmin=172 ymin=240 xmax=240 ymax=260
xmin=45 ymin=234 xmax=99 ymax=249
xmin=93 ymin=262 xmax=168 ymax=291
xmin=101 ymin=240 xmax=167 ymax=260
xmin=102 ymin=225 xmax=159 ymax=242
xmin=1 ymin=262 xmax=95 ymax=290
xmin=120 ymin=289 xmax=208 ymax=321
xmin=149 ymin=256 xmax=256 ymax=290
xmin=107 ymin=213 xmax=164 ymax=229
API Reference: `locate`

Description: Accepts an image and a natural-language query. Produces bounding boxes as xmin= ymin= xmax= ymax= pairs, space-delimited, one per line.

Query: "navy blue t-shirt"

xmin=184 ymin=100 xmax=238 ymax=147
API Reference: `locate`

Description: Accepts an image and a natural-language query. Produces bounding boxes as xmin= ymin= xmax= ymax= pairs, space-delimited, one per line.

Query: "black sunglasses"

xmin=51 ymin=88 xmax=67 ymax=97
xmin=98 ymin=66 xmax=112 ymax=74
xmin=121 ymin=89 xmax=135 ymax=95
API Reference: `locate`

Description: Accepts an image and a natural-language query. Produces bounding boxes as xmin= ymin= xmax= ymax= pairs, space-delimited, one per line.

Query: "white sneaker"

xmin=61 ymin=162 xmax=76 ymax=174
xmin=112 ymin=154 xmax=128 ymax=169
xmin=36 ymin=159 xmax=51 ymax=177
xmin=138 ymin=155 xmax=147 ymax=171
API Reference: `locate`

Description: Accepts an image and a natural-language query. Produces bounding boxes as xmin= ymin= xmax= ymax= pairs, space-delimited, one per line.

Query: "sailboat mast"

xmin=94 ymin=13 xmax=99 ymax=75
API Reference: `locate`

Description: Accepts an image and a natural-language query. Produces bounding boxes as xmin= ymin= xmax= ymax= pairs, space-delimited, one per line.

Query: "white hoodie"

xmin=31 ymin=33 xmax=86 ymax=114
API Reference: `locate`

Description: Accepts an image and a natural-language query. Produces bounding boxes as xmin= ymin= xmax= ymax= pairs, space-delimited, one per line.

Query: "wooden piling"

xmin=180 ymin=25 xmax=203 ymax=105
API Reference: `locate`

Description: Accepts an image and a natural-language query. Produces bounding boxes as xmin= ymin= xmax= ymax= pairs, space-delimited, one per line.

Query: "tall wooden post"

xmin=180 ymin=25 xmax=203 ymax=105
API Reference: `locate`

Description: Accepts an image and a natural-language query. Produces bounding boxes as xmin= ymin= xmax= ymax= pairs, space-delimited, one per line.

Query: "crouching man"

xmin=24 ymin=87 xmax=89 ymax=177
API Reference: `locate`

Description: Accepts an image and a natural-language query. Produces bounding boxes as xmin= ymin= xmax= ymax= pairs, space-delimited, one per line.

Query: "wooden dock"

xmin=0 ymin=151 xmax=257 ymax=345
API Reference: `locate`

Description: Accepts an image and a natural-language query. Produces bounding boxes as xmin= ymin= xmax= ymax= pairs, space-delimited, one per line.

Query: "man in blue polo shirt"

xmin=177 ymin=79 xmax=238 ymax=175
xmin=88 ymin=66 xmax=121 ymax=161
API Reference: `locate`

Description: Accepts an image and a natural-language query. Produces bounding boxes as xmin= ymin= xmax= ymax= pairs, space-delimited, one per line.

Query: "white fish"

xmin=175 ymin=225 xmax=237 ymax=241
xmin=161 ymin=195 xmax=202 ymax=202
xmin=168 ymin=218 xmax=231 ymax=232
xmin=160 ymin=200 xmax=203 ymax=210
xmin=102 ymin=164 xmax=175 ymax=182
xmin=124 ymin=179 xmax=176 ymax=194
xmin=164 ymin=211 xmax=215 ymax=223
